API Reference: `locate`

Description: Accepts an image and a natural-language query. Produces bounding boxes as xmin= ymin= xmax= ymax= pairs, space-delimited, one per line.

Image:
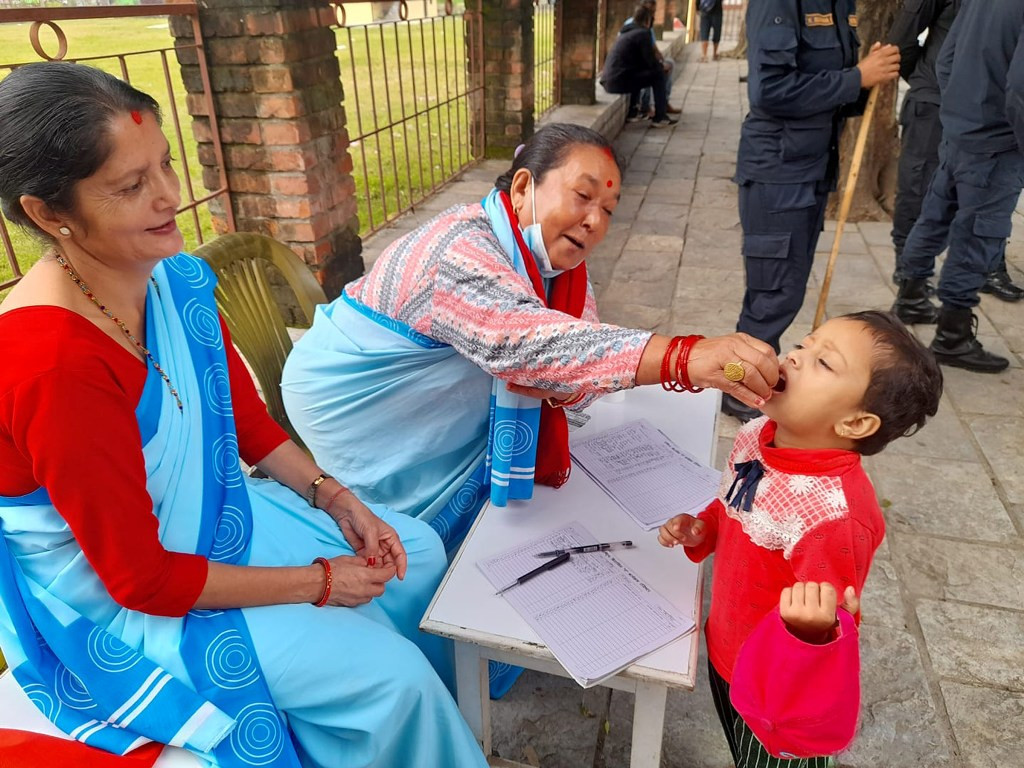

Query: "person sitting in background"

xmin=620 ymin=0 xmax=681 ymax=118
xmin=602 ymin=5 xmax=678 ymax=127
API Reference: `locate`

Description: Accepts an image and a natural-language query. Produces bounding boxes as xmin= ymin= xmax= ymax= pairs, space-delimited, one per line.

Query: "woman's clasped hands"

xmin=322 ymin=489 xmax=409 ymax=607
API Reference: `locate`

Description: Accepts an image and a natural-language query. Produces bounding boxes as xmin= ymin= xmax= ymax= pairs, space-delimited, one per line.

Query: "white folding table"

xmin=421 ymin=386 xmax=719 ymax=767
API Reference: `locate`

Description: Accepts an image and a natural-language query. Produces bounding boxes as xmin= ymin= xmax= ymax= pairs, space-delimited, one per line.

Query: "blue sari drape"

xmin=282 ymin=192 xmax=552 ymax=555
xmin=0 ymin=255 xmax=300 ymax=766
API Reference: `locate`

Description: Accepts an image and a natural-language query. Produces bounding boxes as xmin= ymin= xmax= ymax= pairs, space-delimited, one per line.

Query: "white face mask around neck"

xmin=520 ymin=175 xmax=564 ymax=279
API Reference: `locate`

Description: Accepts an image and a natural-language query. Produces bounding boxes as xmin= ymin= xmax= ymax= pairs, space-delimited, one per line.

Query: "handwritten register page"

xmin=570 ymin=418 xmax=721 ymax=530
xmin=478 ymin=522 xmax=694 ymax=688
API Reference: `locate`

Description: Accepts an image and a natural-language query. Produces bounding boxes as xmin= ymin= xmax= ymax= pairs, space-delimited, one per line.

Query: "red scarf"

xmin=499 ymin=191 xmax=588 ymax=489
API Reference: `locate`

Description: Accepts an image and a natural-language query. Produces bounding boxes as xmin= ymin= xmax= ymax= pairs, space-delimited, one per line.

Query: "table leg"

xmin=629 ymin=681 xmax=668 ymax=767
xmin=454 ymin=642 xmax=492 ymax=753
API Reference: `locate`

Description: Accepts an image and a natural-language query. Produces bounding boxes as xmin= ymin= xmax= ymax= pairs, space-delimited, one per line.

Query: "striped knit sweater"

xmin=346 ymin=203 xmax=653 ymax=396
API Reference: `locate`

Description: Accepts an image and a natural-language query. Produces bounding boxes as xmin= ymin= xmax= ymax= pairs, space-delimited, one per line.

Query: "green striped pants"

xmin=707 ymin=659 xmax=835 ymax=768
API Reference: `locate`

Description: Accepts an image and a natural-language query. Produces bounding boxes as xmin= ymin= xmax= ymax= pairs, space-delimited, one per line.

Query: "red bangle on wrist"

xmin=312 ymin=556 xmax=332 ymax=607
xmin=676 ymin=335 xmax=705 ymax=393
xmin=660 ymin=336 xmax=687 ymax=392
xmin=661 ymin=335 xmax=705 ymax=393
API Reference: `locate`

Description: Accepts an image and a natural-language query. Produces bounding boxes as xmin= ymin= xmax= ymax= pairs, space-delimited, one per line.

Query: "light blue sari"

xmin=0 ymin=255 xmax=485 ymax=767
xmin=282 ymin=191 xmax=548 ymax=698
xmin=282 ymin=192 xmax=549 ymax=555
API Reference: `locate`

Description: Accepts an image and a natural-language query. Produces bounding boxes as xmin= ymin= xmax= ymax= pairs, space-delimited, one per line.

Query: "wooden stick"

xmin=813 ymin=85 xmax=880 ymax=330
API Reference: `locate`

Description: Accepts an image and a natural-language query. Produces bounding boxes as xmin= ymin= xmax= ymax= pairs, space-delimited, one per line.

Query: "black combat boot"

xmin=980 ymin=268 xmax=1024 ymax=302
xmin=930 ymin=305 xmax=1009 ymax=373
xmin=892 ymin=278 xmax=939 ymax=324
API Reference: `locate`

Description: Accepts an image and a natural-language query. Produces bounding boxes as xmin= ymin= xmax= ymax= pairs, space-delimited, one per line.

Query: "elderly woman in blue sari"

xmin=0 ymin=63 xmax=486 ymax=767
xmin=281 ymin=124 xmax=781 ymax=695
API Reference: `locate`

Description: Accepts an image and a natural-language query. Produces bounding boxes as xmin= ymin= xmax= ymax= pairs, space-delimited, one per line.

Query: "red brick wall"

xmin=170 ymin=0 xmax=362 ymax=297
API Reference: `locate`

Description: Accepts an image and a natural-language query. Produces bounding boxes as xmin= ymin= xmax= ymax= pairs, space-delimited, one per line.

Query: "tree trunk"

xmin=721 ymin=15 xmax=747 ymax=59
xmin=827 ymin=0 xmax=900 ymax=221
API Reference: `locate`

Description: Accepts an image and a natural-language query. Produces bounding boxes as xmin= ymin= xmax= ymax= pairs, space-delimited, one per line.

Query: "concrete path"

xmin=362 ymin=45 xmax=1024 ymax=768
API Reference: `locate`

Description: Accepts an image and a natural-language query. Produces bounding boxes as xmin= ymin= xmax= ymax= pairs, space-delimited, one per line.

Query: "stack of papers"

xmin=570 ymin=418 xmax=721 ymax=531
xmin=477 ymin=522 xmax=695 ymax=688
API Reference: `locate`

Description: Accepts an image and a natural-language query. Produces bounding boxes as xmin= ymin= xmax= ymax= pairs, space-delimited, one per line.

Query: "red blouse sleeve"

xmin=220 ymin=319 xmax=289 ymax=466
xmin=10 ymin=368 xmax=208 ymax=617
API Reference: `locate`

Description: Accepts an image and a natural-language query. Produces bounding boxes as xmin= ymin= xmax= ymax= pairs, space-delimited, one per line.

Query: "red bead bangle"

xmin=312 ymin=557 xmax=332 ymax=607
xmin=660 ymin=336 xmax=687 ymax=392
xmin=675 ymin=335 xmax=705 ymax=393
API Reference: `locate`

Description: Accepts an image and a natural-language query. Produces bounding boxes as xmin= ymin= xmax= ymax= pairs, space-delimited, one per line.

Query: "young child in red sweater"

xmin=659 ymin=310 xmax=943 ymax=767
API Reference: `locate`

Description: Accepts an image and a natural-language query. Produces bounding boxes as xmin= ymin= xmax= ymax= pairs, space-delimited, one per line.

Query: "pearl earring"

xmin=58 ymin=226 xmax=71 ymax=236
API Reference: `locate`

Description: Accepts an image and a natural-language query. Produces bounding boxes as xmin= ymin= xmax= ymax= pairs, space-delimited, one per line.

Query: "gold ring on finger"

xmin=723 ymin=361 xmax=745 ymax=383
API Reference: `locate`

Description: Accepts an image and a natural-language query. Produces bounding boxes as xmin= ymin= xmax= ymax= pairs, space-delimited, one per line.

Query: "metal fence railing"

xmin=330 ymin=0 xmax=484 ymax=237
xmin=533 ymin=0 xmax=559 ymax=121
xmin=0 ymin=1 xmax=231 ymax=293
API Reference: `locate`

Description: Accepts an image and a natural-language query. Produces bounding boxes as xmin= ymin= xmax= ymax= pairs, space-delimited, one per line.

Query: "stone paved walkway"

xmin=363 ymin=44 xmax=1024 ymax=768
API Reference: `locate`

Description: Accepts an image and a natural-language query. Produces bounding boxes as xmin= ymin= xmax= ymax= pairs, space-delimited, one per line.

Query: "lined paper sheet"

xmin=478 ymin=522 xmax=695 ymax=687
xmin=570 ymin=418 xmax=721 ymax=530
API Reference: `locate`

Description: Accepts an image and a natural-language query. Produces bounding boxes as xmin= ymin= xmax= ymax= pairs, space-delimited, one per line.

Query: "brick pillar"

xmin=602 ymin=0 xmax=635 ymax=71
xmin=557 ymin=0 xmax=599 ymax=105
xmin=481 ymin=0 xmax=534 ymax=159
xmin=655 ymin=0 xmax=679 ymax=39
xmin=170 ymin=0 xmax=361 ymax=298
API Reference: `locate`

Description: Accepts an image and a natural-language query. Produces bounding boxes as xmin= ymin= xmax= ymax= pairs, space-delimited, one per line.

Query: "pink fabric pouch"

xmin=729 ymin=606 xmax=860 ymax=759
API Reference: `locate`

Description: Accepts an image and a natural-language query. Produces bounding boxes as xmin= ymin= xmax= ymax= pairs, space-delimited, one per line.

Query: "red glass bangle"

xmin=675 ymin=335 xmax=705 ymax=393
xmin=312 ymin=556 xmax=332 ymax=607
xmin=661 ymin=336 xmax=687 ymax=392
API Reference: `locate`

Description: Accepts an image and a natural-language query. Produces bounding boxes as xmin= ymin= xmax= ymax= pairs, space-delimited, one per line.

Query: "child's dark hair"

xmin=843 ymin=310 xmax=943 ymax=456
xmin=495 ymin=123 xmax=621 ymax=194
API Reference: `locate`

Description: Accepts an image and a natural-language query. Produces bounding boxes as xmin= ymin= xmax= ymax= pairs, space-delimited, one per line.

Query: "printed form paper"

xmin=478 ymin=522 xmax=695 ymax=688
xmin=570 ymin=418 xmax=721 ymax=530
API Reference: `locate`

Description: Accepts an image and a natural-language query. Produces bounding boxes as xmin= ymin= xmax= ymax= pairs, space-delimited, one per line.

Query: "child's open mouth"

xmin=773 ymin=372 xmax=787 ymax=393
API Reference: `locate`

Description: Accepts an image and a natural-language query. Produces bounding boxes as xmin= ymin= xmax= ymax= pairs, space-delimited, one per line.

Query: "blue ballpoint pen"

xmin=534 ymin=540 xmax=634 ymax=558
xmin=495 ymin=552 xmax=571 ymax=595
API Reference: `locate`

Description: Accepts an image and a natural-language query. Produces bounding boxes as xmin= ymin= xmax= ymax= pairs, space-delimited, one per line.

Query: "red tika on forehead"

xmin=130 ymin=110 xmax=143 ymax=125
xmin=607 ymin=180 xmax=614 ymax=188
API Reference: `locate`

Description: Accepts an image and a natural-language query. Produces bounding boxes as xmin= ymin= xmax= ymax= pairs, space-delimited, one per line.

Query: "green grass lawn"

xmin=0 ymin=8 xmax=480 ymax=288
xmin=334 ymin=12 xmax=478 ymax=233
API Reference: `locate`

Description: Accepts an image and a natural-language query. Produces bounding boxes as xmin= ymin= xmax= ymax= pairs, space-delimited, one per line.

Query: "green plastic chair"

xmin=194 ymin=233 xmax=327 ymax=450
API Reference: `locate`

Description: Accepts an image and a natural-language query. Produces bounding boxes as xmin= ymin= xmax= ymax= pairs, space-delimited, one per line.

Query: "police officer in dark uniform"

xmin=887 ymin=0 xmax=959 ymax=308
xmin=722 ymin=0 xmax=900 ymax=422
xmin=894 ymin=0 xmax=1024 ymax=374
xmin=889 ymin=0 xmax=1024 ymax=313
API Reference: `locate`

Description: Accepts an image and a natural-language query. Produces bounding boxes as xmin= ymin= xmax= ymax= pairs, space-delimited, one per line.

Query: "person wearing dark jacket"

xmin=601 ymin=5 xmax=677 ymax=127
xmin=893 ymin=0 xmax=1024 ymax=373
xmin=888 ymin=0 xmax=1024 ymax=309
xmin=721 ymin=0 xmax=900 ymax=422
